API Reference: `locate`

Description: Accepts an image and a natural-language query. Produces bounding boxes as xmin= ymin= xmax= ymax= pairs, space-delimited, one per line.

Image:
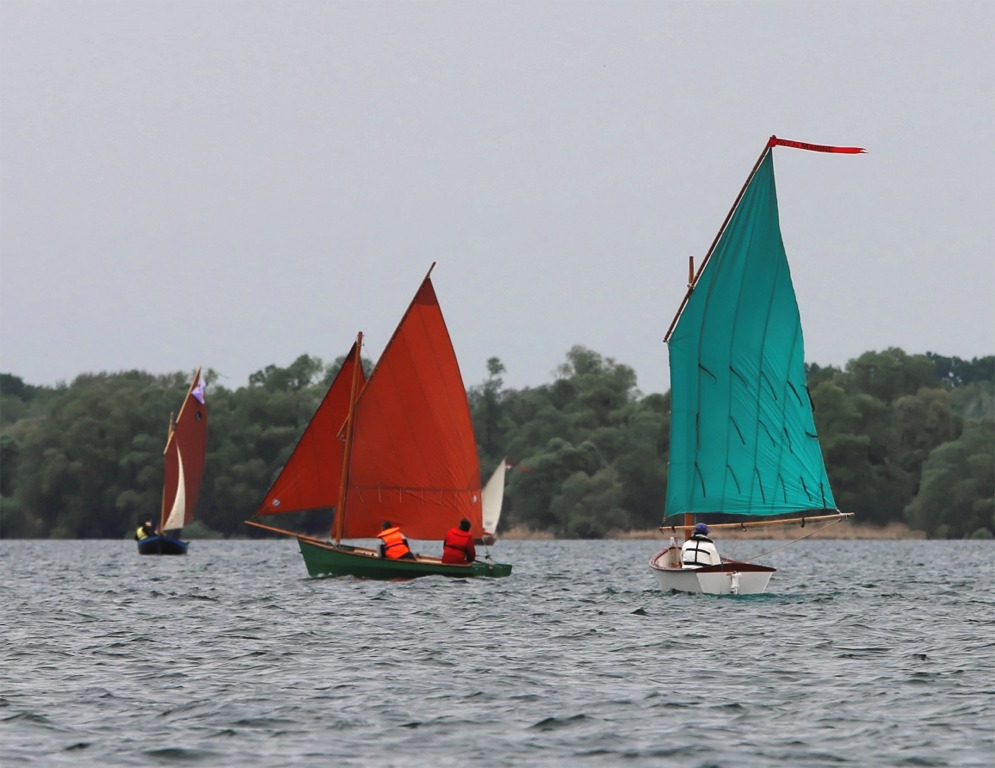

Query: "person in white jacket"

xmin=681 ymin=523 xmax=720 ymax=567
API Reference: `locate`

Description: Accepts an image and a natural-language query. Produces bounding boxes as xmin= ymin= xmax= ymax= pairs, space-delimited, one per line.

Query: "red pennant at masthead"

xmin=768 ymin=136 xmax=866 ymax=154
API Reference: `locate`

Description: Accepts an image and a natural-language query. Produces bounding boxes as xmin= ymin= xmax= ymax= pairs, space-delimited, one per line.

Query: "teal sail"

xmin=665 ymin=148 xmax=837 ymax=519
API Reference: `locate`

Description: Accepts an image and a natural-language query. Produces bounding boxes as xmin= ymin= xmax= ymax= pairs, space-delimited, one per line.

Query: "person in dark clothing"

xmin=442 ymin=518 xmax=476 ymax=565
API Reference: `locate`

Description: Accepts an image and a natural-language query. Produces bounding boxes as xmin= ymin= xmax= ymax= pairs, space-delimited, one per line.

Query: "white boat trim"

xmin=649 ymin=542 xmax=775 ymax=596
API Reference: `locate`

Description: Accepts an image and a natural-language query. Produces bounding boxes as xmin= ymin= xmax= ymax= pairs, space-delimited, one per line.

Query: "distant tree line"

xmin=1 ymin=348 xmax=992 ymax=540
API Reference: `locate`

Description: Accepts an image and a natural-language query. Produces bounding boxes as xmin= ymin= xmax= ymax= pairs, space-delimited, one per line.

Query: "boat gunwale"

xmin=137 ymin=534 xmax=189 ymax=555
xmin=649 ymin=559 xmax=777 ymax=574
xmin=297 ymin=536 xmax=512 ymax=578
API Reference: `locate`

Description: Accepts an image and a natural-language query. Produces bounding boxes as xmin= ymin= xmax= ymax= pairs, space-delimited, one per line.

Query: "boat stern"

xmin=649 ymin=548 xmax=775 ymax=595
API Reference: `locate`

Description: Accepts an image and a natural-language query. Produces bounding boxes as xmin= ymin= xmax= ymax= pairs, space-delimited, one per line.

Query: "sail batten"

xmin=666 ymin=150 xmax=836 ymax=519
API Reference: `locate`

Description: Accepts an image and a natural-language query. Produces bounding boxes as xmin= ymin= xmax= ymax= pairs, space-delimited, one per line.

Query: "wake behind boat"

xmin=137 ymin=368 xmax=208 ymax=556
xmin=649 ymin=136 xmax=859 ymax=594
xmin=247 ymin=264 xmax=512 ymax=580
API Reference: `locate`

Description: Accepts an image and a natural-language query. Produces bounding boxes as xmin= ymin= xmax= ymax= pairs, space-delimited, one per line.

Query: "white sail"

xmin=161 ymin=444 xmax=187 ymax=532
xmin=480 ymin=458 xmax=507 ymax=535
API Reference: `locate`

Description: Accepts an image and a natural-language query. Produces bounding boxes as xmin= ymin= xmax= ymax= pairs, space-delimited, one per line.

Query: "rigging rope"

xmin=742 ymin=515 xmax=848 ymax=562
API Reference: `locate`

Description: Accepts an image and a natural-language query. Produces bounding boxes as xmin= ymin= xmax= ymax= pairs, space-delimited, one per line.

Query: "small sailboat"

xmin=649 ymin=137 xmax=859 ymax=594
xmin=247 ymin=265 xmax=512 ymax=579
xmin=478 ymin=458 xmax=508 ymax=545
xmin=137 ymin=368 xmax=208 ymax=555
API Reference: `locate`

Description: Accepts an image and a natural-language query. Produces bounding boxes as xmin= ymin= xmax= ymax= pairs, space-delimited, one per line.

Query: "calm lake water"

xmin=2 ymin=538 xmax=993 ymax=767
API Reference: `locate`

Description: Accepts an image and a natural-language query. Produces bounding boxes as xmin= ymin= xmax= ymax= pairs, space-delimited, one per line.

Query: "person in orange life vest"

xmin=442 ymin=518 xmax=476 ymax=565
xmin=377 ymin=521 xmax=416 ymax=560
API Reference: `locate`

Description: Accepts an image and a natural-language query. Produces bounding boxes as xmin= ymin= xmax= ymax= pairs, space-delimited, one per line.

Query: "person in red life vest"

xmin=442 ymin=518 xmax=477 ymax=565
xmin=377 ymin=521 xmax=416 ymax=560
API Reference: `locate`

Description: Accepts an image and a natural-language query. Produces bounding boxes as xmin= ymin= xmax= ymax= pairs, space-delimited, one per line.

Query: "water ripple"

xmin=1 ymin=539 xmax=993 ymax=767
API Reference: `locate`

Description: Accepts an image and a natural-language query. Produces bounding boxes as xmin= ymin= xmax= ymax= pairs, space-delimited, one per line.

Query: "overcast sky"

xmin=2 ymin=0 xmax=992 ymax=395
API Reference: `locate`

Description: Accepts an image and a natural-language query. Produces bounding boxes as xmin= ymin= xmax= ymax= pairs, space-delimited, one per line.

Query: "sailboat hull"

xmin=298 ymin=538 xmax=512 ymax=579
xmin=649 ymin=546 xmax=774 ymax=595
xmin=137 ymin=535 xmax=188 ymax=555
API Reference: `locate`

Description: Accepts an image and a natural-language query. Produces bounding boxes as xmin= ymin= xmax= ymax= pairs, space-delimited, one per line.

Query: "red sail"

xmin=255 ymin=344 xmax=365 ymax=516
xmin=339 ymin=274 xmax=484 ymax=540
xmin=160 ymin=368 xmax=208 ymax=531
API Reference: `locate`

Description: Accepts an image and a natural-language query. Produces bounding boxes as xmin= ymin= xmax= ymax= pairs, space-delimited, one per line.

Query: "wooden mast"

xmin=327 ymin=264 xmax=439 ymax=543
xmin=664 ymin=139 xmax=774 ymax=343
xmin=332 ymin=333 xmax=364 ymax=543
xmin=665 ymin=139 xmax=776 ymax=540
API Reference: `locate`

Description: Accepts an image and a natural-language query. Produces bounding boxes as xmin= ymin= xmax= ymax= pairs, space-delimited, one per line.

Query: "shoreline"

xmin=0 ymin=522 xmax=930 ymax=542
xmin=498 ymin=522 xmax=927 ymax=541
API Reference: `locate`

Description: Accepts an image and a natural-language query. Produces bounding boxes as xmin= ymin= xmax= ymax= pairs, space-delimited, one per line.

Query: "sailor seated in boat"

xmin=681 ymin=523 xmax=720 ymax=568
xmin=377 ymin=521 xmax=417 ymax=560
xmin=135 ymin=520 xmax=157 ymax=541
xmin=442 ymin=518 xmax=477 ymax=565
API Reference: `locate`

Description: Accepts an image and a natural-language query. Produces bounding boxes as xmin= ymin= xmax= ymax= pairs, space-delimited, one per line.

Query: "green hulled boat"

xmin=247 ymin=264 xmax=512 ymax=580
xmin=297 ymin=538 xmax=513 ymax=579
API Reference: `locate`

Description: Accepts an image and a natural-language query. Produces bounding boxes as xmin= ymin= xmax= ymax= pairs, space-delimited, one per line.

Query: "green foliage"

xmin=0 ymin=348 xmax=992 ymax=539
xmin=551 ymin=467 xmax=626 ymax=538
xmin=927 ymin=353 xmax=995 ymax=388
xmin=483 ymin=347 xmax=663 ymax=535
xmin=846 ymin=348 xmax=935 ymax=403
xmin=248 ymin=354 xmax=325 ymax=391
xmin=805 ymin=362 xmax=843 ymax=389
xmin=0 ymin=494 xmax=42 ymax=537
xmin=809 ymin=363 xmax=967 ymax=527
xmin=1 ymin=373 xmax=59 ymax=428
xmin=468 ymin=357 xmax=512 ymax=461
xmin=904 ymin=418 xmax=995 ymax=538
xmin=182 ymin=519 xmax=224 ymax=539
xmin=891 ymin=389 xmax=960 ymax=472
xmin=948 ymin=380 xmax=995 ymax=420
xmin=0 ymin=434 xmax=19 ymax=496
